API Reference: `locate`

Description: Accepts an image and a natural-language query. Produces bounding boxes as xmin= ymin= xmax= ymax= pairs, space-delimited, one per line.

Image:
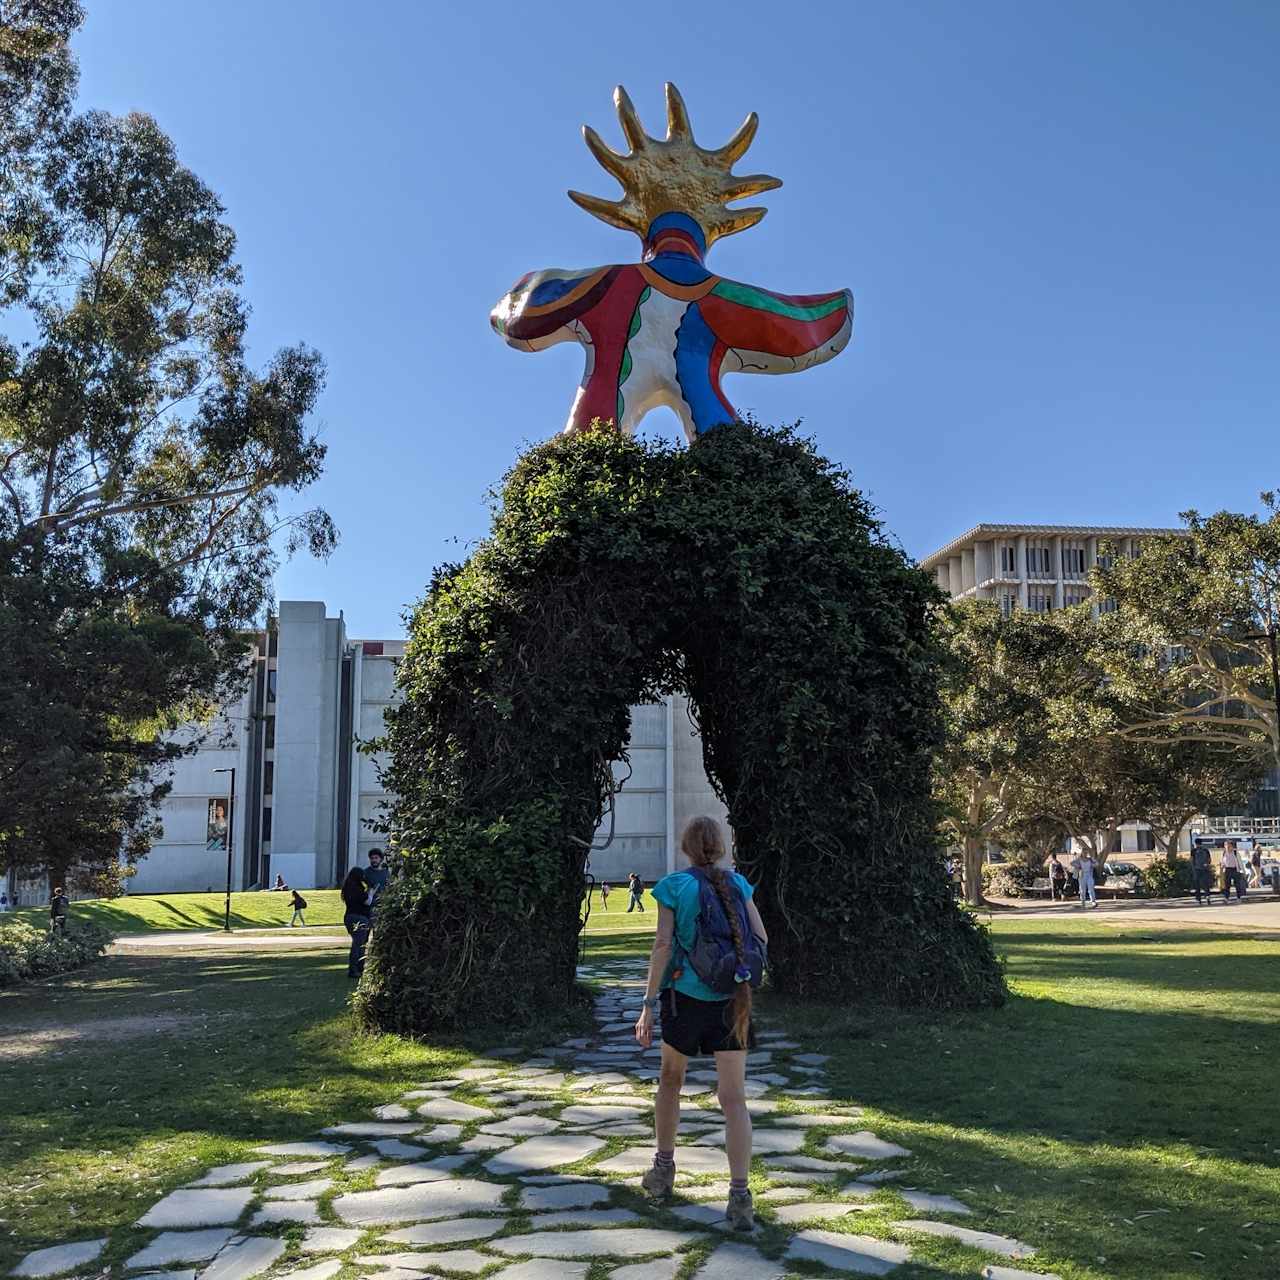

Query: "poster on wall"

xmin=207 ymin=798 xmax=229 ymax=851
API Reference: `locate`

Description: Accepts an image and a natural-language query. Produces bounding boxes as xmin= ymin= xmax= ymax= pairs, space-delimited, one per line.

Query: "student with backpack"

xmin=289 ymin=888 xmax=308 ymax=927
xmin=634 ymin=815 xmax=768 ymax=1231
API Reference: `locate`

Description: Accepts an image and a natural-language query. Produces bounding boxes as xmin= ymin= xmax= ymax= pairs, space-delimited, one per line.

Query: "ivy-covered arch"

xmin=355 ymin=424 xmax=1004 ymax=1033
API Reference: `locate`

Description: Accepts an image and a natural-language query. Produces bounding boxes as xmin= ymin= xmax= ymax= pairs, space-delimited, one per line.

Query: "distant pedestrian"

xmin=341 ymin=867 xmax=372 ymax=979
xmin=1248 ymin=847 xmax=1263 ymax=890
xmin=1071 ymin=852 xmax=1098 ymax=907
xmin=271 ymin=873 xmax=288 ymax=891
xmin=628 ymin=872 xmax=646 ymax=912
xmin=289 ymin=889 xmax=308 ymax=927
xmin=50 ymin=886 xmax=69 ymax=934
xmin=364 ymin=849 xmax=390 ymax=916
xmin=1190 ymin=839 xmax=1214 ymax=904
xmin=1048 ymin=853 xmax=1067 ymax=902
xmin=1222 ymin=840 xmax=1246 ymax=903
xmin=0 ymin=890 xmax=9 ymax=912
xmin=600 ymin=882 xmax=611 ymax=910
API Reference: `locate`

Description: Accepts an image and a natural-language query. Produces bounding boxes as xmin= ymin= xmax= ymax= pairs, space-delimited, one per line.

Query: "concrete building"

xmin=919 ymin=523 xmax=1184 ymax=615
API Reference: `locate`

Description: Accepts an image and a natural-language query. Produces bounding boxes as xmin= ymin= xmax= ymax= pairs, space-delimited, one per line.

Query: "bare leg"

xmin=714 ymin=1049 xmax=752 ymax=1181
xmin=655 ymin=1042 xmax=688 ymax=1152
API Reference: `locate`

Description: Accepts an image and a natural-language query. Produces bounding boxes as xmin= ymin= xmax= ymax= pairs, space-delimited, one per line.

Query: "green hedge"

xmin=358 ymin=423 xmax=1005 ymax=1034
xmin=0 ymin=918 xmax=114 ymax=986
xmin=982 ymin=861 xmax=1042 ymax=898
xmin=1141 ymin=857 xmax=1193 ymax=898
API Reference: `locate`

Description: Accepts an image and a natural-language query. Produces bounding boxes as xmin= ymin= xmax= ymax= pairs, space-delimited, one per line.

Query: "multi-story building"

xmin=919 ymin=523 xmax=1184 ymax=616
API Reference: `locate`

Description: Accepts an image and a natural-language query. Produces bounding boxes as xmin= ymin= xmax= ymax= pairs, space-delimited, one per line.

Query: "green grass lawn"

xmin=0 ymin=898 xmax=1276 ymax=1280
xmin=6 ymin=889 xmax=347 ymax=934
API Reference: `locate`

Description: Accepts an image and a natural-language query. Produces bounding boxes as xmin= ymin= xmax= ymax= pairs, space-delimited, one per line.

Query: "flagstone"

xmin=589 ymin=1124 xmax=653 ymax=1137
xmin=890 ymin=1221 xmax=1034 ymax=1259
xmin=519 ymin=1183 xmax=611 ymax=1210
xmin=376 ymin=1164 xmax=451 ymax=1186
xmin=559 ymin=1105 xmax=644 ymax=1125
xmin=419 ymin=1125 xmax=465 ymax=1143
xmin=897 ymin=1191 xmax=970 ymax=1216
xmin=266 ymin=1177 xmax=333 ymax=1200
xmin=460 ymin=1134 xmax=516 ymax=1152
xmin=456 ymin=1068 xmax=502 ymax=1081
xmin=301 ymin=1227 xmax=365 ymax=1253
xmin=756 ymin=1187 xmax=809 ymax=1201
xmin=132 ymin=1271 xmax=196 ymax=1280
xmin=822 ymin=1133 xmax=911 ymax=1160
xmin=530 ymin=1209 xmax=644 ymax=1229
xmin=675 ymin=1181 xmax=731 ymax=1200
xmin=125 ymin=1229 xmax=234 ymax=1269
xmin=358 ymin=1251 xmax=494 ymax=1273
xmin=325 ymin=1122 xmax=423 ymax=1138
xmin=770 ymin=1202 xmax=868 ymax=1225
xmin=594 ymin=1145 xmax=729 ymax=1176
xmin=743 ymin=1101 xmax=778 ymax=1116
xmin=200 ymin=1235 xmax=288 ymax=1280
xmin=491 ymin=1229 xmax=698 ymax=1258
xmin=281 ymin=1261 xmax=344 ymax=1280
xmin=791 ymin=1054 xmax=829 ymax=1066
xmin=765 ymin=1156 xmax=850 ymax=1171
xmin=772 ymin=1115 xmax=861 ymax=1128
xmin=274 ymin=1161 xmax=332 ymax=1175
xmin=334 ymin=1179 xmax=506 ymax=1225
xmin=692 ymin=1129 xmax=803 ymax=1154
xmin=747 ymin=1074 xmax=791 ymax=1087
xmin=373 ymin=1140 xmax=430 ymax=1160
xmin=11 ymin=1240 xmax=107 ymax=1278
xmin=479 ymin=1116 xmax=562 ymax=1137
xmin=610 ymin=1258 xmax=680 ymax=1280
xmin=740 ymin=1082 xmax=768 ymax=1098
xmin=568 ymin=1074 xmax=629 ymax=1090
xmin=376 ymin=1104 xmax=413 ymax=1120
xmin=418 ymin=1099 xmax=493 ymax=1122
xmin=496 ymin=1262 xmax=588 ymax=1280
xmin=756 ymin=1040 xmax=799 ymax=1049
xmin=361 ymin=1268 xmax=428 ymax=1280
xmin=256 ymin=1141 xmax=350 ymax=1157
xmin=348 ymin=1155 xmax=385 ymax=1171
xmin=855 ymin=1170 xmax=906 ymax=1184
xmin=980 ymin=1269 xmax=1063 ymax=1280
xmin=484 ymin=1134 xmax=605 ymax=1174
xmin=839 ymin=1184 xmax=879 ymax=1199
xmin=784 ymin=1229 xmax=912 ymax=1275
xmin=691 ymin=1242 xmax=787 ymax=1280
xmin=188 ymin=1162 xmax=272 ymax=1187
xmin=381 ymin=1221 xmax=507 ymax=1246
xmin=138 ymin=1187 xmax=254 ymax=1227
xmin=763 ymin=1171 xmax=838 ymax=1185
xmin=252 ymin=1201 xmax=321 ymax=1225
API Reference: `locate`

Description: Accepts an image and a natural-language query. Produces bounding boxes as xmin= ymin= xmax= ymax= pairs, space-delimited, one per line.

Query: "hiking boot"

xmin=725 ymin=1188 xmax=754 ymax=1230
xmin=640 ymin=1159 xmax=676 ymax=1198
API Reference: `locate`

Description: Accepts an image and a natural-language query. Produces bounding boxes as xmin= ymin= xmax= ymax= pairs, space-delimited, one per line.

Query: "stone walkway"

xmin=11 ymin=959 xmax=1055 ymax=1280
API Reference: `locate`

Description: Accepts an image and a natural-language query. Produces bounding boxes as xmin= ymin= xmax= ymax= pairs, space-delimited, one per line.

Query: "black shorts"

xmin=659 ymin=987 xmax=755 ymax=1057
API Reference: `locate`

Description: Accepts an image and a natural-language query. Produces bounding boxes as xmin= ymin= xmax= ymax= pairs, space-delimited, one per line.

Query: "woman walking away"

xmin=600 ymin=882 xmax=611 ymax=910
xmin=635 ymin=816 xmax=768 ymax=1231
xmin=628 ymin=872 xmax=646 ymax=912
xmin=289 ymin=888 xmax=308 ymax=927
xmin=341 ymin=867 xmax=372 ymax=978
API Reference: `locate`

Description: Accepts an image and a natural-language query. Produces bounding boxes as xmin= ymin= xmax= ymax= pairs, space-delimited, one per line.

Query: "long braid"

xmin=681 ymin=815 xmax=752 ymax=1049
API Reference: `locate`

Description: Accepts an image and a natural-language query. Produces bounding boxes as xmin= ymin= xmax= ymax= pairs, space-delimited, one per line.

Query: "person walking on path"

xmin=289 ymin=889 xmax=308 ymax=927
xmin=1071 ymin=851 xmax=1098 ymax=907
xmin=49 ymin=886 xmax=69 ymax=934
xmin=1190 ymin=839 xmax=1214 ymax=904
xmin=1222 ymin=840 xmax=1246 ymax=903
xmin=600 ymin=882 xmax=611 ymax=910
xmin=1248 ymin=846 xmax=1263 ymax=890
xmin=635 ymin=815 xmax=769 ymax=1231
xmin=341 ymin=867 xmax=372 ymax=978
xmin=627 ymin=872 xmax=646 ymax=912
xmin=1048 ymin=853 xmax=1067 ymax=902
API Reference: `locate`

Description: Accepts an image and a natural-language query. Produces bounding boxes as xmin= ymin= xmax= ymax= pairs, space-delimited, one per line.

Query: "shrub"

xmin=361 ymin=423 xmax=1005 ymax=1033
xmin=982 ymin=861 xmax=1042 ymax=898
xmin=1141 ymin=857 xmax=1192 ymax=898
xmin=0 ymin=919 xmax=114 ymax=986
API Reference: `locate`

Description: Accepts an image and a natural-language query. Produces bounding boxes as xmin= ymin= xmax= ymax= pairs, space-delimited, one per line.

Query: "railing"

xmin=1191 ymin=815 xmax=1280 ymax=836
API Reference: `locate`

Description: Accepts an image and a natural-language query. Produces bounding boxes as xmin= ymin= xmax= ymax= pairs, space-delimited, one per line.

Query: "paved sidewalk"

xmin=113 ymin=928 xmax=348 ymax=949
xmin=981 ymin=892 xmax=1280 ymax=932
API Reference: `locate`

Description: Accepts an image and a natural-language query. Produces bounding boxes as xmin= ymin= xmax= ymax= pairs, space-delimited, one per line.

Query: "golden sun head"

xmin=568 ymin=83 xmax=782 ymax=250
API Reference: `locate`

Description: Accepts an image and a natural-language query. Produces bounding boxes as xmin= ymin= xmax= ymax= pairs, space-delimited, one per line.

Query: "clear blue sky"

xmin=76 ymin=1 xmax=1279 ymax=638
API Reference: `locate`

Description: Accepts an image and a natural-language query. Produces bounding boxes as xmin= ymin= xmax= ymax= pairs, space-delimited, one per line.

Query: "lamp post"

xmin=213 ymin=766 xmax=236 ymax=932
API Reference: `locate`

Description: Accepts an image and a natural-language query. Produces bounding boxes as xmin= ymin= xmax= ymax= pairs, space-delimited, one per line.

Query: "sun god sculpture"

xmin=491 ymin=84 xmax=853 ymax=442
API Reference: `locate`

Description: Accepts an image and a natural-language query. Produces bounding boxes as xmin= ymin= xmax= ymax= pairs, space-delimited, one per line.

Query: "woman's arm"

xmin=746 ymin=898 xmax=768 ymax=945
xmin=635 ymin=905 xmax=676 ymax=1048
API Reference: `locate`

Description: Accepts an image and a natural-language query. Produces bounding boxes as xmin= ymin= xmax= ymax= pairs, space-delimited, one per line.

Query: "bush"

xmin=0 ymin=918 xmax=113 ymax=986
xmin=1141 ymin=857 xmax=1192 ymax=898
xmin=982 ymin=861 xmax=1042 ymax=898
xmin=362 ymin=423 xmax=1005 ymax=1033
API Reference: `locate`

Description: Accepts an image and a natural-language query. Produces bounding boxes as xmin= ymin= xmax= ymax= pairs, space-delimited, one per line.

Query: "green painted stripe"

xmin=710 ymin=280 xmax=847 ymax=322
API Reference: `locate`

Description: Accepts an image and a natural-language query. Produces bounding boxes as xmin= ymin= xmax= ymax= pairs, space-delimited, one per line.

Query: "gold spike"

xmin=573 ymin=85 xmax=781 ymax=248
xmin=613 ymin=86 xmax=649 ymax=154
xmin=664 ymin=82 xmax=692 ymax=141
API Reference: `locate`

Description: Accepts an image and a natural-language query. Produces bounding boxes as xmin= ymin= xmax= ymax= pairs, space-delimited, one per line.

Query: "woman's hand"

xmin=635 ymin=1004 xmax=654 ymax=1048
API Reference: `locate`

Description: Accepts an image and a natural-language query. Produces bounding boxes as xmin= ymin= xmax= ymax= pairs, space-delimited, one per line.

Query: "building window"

xmin=1028 ymin=593 xmax=1052 ymax=613
xmin=1026 ymin=546 xmax=1051 ymax=576
xmin=267 ymin=669 xmax=277 ymax=702
xmin=1000 ymin=594 xmax=1017 ymax=618
xmin=1097 ymin=598 xmax=1118 ymax=614
xmin=1062 ymin=547 xmax=1085 ymax=576
xmin=261 ymin=807 xmax=273 ymax=841
xmin=1064 ymin=592 xmax=1088 ymax=607
xmin=265 ymin=715 xmax=275 ymax=749
xmin=1136 ymin=829 xmax=1156 ymax=852
xmin=1096 ymin=550 xmax=1114 ymax=569
xmin=1000 ymin=546 xmax=1016 ymax=574
xmin=263 ymin=761 xmax=274 ymax=795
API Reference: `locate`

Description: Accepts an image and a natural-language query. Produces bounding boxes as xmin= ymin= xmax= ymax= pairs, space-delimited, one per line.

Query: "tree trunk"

xmin=964 ymin=832 xmax=986 ymax=906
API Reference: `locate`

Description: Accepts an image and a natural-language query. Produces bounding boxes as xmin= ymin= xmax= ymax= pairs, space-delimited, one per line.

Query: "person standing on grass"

xmin=363 ymin=848 xmax=390 ymax=917
xmin=49 ymin=886 xmax=69 ymax=934
xmin=600 ymin=881 xmax=611 ymax=910
xmin=1221 ymin=840 xmax=1245 ymax=903
xmin=341 ymin=867 xmax=372 ymax=978
xmin=289 ymin=888 xmax=308 ymax=927
xmin=1071 ymin=851 xmax=1098 ymax=907
xmin=1191 ymin=839 xmax=1214 ymax=904
xmin=635 ymin=815 xmax=769 ymax=1231
xmin=628 ymin=872 xmax=646 ymax=912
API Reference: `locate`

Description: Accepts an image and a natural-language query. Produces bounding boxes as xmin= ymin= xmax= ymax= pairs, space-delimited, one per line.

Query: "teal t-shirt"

xmin=652 ymin=868 xmax=755 ymax=1003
